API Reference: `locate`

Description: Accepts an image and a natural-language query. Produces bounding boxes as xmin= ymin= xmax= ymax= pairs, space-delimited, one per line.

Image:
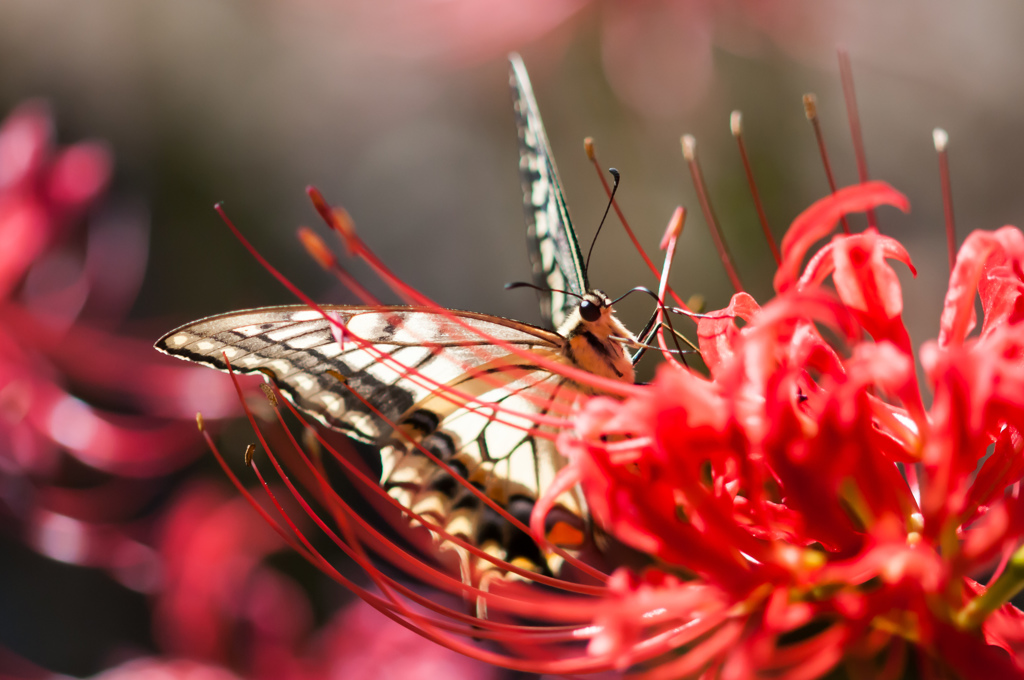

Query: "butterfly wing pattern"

xmin=156 ymin=305 xmax=589 ymax=576
xmin=510 ymin=53 xmax=589 ymax=331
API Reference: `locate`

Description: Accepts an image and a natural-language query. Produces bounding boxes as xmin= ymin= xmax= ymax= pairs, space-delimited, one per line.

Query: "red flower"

xmin=526 ymin=182 xmax=1024 ymax=677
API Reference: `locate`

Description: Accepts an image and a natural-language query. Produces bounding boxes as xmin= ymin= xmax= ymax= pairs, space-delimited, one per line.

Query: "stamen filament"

xmin=803 ymin=94 xmax=851 ymax=235
xmin=217 ymin=201 xmax=618 ymax=419
xmin=219 ymin=363 xmax=624 ymax=668
xmin=933 ymin=127 xmax=957 ymax=271
xmin=656 ymin=206 xmax=689 ymax=366
xmin=681 ymin=134 xmax=744 ymax=293
xmin=731 ymin=111 xmax=781 ymax=265
xmin=585 ymin=137 xmax=693 ymax=313
xmin=838 ymin=48 xmax=876 ymax=229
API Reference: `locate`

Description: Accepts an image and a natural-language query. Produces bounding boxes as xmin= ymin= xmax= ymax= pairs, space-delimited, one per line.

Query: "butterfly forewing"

xmin=510 ymin=53 xmax=588 ymax=330
xmin=156 ymin=305 xmax=566 ymax=441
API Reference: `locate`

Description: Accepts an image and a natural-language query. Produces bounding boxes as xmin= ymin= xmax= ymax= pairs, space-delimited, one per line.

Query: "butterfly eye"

xmin=579 ymin=299 xmax=601 ymax=322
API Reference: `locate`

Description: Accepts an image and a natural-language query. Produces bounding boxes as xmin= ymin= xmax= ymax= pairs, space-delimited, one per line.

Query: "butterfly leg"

xmin=629 ymin=320 xmax=697 ymax=366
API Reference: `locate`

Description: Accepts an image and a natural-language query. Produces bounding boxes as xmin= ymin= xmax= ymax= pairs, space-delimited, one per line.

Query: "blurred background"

xmin=1 ymin=0 xmax=1024 ymax=677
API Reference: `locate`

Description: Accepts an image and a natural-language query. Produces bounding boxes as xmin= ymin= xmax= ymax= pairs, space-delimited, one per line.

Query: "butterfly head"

xmin=557 ymin=289 xmax=636 ymax=390
xmin=578 ymin=290 xmax=612 ymax=323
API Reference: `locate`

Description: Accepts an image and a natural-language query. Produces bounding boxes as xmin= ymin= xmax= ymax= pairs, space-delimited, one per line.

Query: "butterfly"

xmin=155 ymin=54 xmax=641 ymax=584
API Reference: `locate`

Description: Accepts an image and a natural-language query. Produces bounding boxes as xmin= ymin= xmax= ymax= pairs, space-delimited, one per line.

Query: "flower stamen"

xmin=731 ymin=109 xmax=781 ymax=265
xmin=681 ymin=133 xmax=744 ymax=294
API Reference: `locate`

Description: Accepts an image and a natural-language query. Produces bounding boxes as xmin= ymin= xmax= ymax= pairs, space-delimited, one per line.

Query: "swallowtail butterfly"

xmin=156 ymin=55 xmax=639 ymax=583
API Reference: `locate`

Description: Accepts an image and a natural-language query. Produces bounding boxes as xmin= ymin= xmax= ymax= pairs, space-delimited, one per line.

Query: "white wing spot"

xmin=265 ymin=359 xmax=294 ymax=377
xmin=315 ymin=343 xmax=343 ymax=359
xmin=364 ymin=361 xmax=403 ymax=386
xmin=341 ymin=348 xmax=377 ymax=372
xmin=318 ymin=392 xmax=343 ymax=414
xmin=170 ymin=334 xmax=189 ymax=347
xmin=290 ymin=310 xmax=323 ymax=322
xmin=292 ymin=373 xmax=317 ymax=393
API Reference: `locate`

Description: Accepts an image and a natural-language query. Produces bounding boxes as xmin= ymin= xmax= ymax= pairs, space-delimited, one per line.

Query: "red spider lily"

xmin=0 ymin=101 xmax=238 ymax=579
xmin=525 ymin=181 xmax=1024 ymax=678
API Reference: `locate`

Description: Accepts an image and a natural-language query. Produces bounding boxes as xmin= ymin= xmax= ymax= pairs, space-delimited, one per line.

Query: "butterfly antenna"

xmin=504 ymin=281 xmax=584 ymax=301
xmin=584 ymin=168 xmax=620 ymax=275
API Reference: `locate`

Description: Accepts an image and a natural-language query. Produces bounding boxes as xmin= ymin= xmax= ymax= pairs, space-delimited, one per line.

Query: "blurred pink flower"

xmin=87 ymin=658 xmax=246 ymax=680
xmin=153 ymin=483 xmax=311 ymax=680
xmin=0 ymin=101 xmax=238 ymax=581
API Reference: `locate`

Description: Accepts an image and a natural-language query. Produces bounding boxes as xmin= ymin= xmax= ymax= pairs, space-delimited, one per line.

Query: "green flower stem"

xmin=955 ymin=542 xmax=1024 ymax=629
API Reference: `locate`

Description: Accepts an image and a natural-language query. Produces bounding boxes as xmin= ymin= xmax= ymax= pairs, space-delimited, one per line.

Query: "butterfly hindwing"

xmin=510 ymin=53 xmax=588 ymax=330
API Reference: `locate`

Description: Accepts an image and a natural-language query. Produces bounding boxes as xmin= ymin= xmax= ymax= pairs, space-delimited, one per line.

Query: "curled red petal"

xmin=774 ymin=181 xmax=910 ymax=293
xmin=940 ymin=226 xmax=1024 ymax=347
xmin=798 ymin=230 xmax=917 ymax=293
xmin=697 ymin=292 xmax=760 ymax=376
xmin=979 ymin=263 xmax=1024 ymax=338
xmin=832 ymin=228 xmax=911 ymax=321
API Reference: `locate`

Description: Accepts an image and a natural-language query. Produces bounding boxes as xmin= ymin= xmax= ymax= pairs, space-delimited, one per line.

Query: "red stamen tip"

xmin=306 ymin=185 xmax=331 ymax=220
xmin=584 ymin=137 xmax=595 ymax=161
xmin=298 ymin=226 xmax=339 ymax=270
xmin=730 ymin=111 xmax=743 ymax=137
xmin=243 ymin=443 xmax=255 ymax=467
xmin=933 ymin=127 xmax=949 ymax=153
xmin=195 ymin=412 xmax=205 ymax=432
xmin=306 ymin=186 xmax=361 ymax=256
xmin=660 ymin=206 xmax=686 ymax=251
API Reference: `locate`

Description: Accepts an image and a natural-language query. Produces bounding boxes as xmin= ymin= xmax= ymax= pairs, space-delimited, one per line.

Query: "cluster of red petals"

xmin=0 ymin=102 xmax=238 ymax=582
xmin=533 ymin=181 xmax=1024 ymax=677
